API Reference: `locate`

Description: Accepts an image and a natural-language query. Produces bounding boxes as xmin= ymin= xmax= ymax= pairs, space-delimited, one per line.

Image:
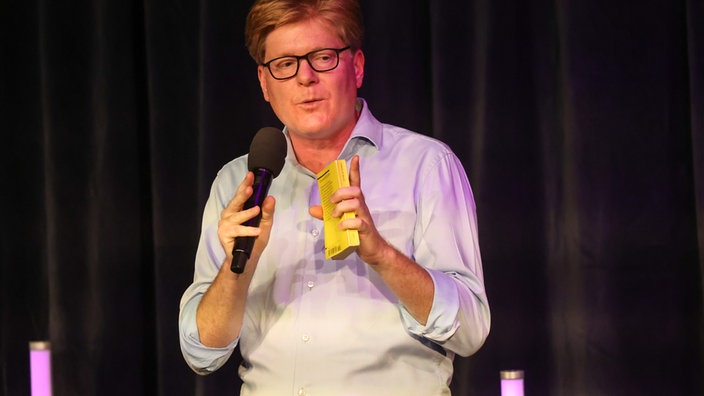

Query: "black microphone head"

xmin=248 ymin=127 xmax=287 ymax=177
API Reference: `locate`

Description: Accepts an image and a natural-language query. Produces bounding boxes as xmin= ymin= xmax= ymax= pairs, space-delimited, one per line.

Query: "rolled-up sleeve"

xmin=179 ymin=291 xmax=238 ymax=374
xmin=400 ymin=268 xmax=460 ymax=341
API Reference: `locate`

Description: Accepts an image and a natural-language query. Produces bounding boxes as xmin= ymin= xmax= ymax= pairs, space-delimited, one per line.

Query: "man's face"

xmin=257 ymin=18 xmax=364 ymax=142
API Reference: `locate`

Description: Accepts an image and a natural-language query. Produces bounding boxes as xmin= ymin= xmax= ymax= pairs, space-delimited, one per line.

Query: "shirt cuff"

xmin=179 ymin=294 xmax=238 ymax=374
xmin=399 ymin=268 xmax=460 ymax=343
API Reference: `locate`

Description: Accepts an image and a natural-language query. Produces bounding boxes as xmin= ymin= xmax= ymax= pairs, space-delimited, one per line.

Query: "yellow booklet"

xmin=317 ymin=160 xmax=360 ymax=260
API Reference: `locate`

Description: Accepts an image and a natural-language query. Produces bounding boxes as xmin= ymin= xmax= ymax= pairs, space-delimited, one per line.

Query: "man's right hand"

xmin=217 ymin=171 xmax=276 ymax=273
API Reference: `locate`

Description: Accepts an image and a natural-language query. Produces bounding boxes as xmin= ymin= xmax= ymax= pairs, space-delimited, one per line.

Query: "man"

xmin=179 ymin=0 xmax=490 ymax=394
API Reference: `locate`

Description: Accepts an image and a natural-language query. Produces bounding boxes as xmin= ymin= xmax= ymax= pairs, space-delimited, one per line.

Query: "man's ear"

xmin=258 ymin=65 xmax=271 ymax=102
xmin=353 ymin=49 xmax=365 ymax=88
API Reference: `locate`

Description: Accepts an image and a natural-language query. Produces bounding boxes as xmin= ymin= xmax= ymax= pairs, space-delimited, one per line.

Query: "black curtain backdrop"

xmin=2 ymin=0 xmax=703 ymax=395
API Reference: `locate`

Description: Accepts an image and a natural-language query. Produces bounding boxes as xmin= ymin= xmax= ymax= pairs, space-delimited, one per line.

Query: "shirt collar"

xmin=347 ymin=98 xmax=383 ymax=151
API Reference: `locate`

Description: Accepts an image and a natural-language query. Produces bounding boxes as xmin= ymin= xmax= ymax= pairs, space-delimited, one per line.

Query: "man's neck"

xmin=290 ymin=129 xmax=352 ymax=174
xmin=290 ymin=105 xmax=361 ymax=174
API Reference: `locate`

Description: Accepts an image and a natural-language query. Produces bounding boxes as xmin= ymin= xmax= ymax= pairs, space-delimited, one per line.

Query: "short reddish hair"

xmin=245 ymin=0 xmax=364 ymax=64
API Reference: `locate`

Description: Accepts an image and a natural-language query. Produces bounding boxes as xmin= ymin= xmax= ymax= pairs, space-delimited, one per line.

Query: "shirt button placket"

xmin=298 ymin=214 xmax=317 ymax=396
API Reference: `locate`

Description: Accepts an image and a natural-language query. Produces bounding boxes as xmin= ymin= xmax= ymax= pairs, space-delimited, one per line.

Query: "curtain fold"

xmin=2 ymin=0 xmax=702 ymax=395
xmin=686 ymin=1 xmax=704 ymax=393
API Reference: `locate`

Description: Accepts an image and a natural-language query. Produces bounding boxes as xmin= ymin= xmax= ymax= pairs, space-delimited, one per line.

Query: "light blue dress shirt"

xmin=179 ymin=99 xmax=490 ymax=396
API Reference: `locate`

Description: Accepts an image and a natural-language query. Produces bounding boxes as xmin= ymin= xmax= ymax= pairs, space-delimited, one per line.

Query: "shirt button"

xmin=307 ymin=281 xmax=315 ymax=289
xmin=311 ymin=228 xmax=320 ymax=238
xmin=302 ymin=334 xmax=311 ymax=342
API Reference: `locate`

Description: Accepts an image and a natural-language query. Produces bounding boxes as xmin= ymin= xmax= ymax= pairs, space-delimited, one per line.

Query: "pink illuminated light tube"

xmin=29 ymin=341 xmax=53 ymax=396
xmin=500 ymin=370 xmax=525 ymax=396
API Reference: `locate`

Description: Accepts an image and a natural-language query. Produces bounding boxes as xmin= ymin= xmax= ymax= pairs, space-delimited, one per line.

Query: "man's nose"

xmin=295 ymin=58 xmax=319 ymax=84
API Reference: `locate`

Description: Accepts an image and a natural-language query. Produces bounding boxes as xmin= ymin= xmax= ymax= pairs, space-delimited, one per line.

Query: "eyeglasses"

xmin=261 ymin=46 xmax=351 ymax=80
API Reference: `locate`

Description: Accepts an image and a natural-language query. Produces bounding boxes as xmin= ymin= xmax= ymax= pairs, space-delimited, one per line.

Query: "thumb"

xmin=349 ymin=155 xmax=361 ymax=188
xmin=260 ymin=196 xmax=276 ymax=224
xmin=309 ymin=205 xmax=323 ymax=220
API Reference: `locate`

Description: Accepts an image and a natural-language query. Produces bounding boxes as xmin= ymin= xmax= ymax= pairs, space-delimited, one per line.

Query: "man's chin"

xmin=287 ymin=119 xmax=333 ymax=138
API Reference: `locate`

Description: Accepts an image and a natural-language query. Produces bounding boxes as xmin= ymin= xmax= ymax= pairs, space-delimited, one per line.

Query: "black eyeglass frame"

xmin=261 ymin=46 xmax=351 ymax=80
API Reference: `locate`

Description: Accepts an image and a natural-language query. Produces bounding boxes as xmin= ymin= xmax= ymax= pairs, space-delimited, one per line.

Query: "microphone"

xmin=231 ymin=127 xmax=287 ymax=274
